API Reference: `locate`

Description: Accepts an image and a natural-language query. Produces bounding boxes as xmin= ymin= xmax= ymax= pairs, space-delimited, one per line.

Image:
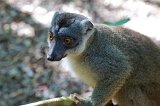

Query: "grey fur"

xmin=48 ymin=12 xmax=160 ymax=106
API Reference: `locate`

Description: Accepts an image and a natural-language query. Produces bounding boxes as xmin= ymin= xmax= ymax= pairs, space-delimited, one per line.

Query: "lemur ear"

xmin=51 ymin=12 xmax=60 ymax=26
xmin=80 ymin=19 xmax=94 ymax=34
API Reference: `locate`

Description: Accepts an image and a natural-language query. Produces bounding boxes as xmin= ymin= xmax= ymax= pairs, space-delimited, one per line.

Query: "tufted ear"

xmin=51 ymin=12 xmax=60 ymax=26
xmin=80 ymin=19 xmax=94 ymax=34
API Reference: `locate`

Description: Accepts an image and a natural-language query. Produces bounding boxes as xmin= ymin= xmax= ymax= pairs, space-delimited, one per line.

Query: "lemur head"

xmin=47 ymin=12 xmax=95 ymax=61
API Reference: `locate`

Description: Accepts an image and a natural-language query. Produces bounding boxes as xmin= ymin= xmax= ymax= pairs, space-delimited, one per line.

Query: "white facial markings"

xmin=65 ymin=29 xmax=95 ymax=56
xmin=48 ymin=38 xmax=56 ymax=52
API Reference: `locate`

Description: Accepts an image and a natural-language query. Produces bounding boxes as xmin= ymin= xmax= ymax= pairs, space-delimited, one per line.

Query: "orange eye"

xmin=48 ymin=33 xmax=55 ymax=41
xmin=63 ymin=37 xmax=74 ymax=46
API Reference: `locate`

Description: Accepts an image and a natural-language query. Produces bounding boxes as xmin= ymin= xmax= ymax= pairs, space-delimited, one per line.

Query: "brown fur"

xmin=49 ymin=12 xmax=160 ymax=106
xmin=68 ymin=24 xmax=160 ymax=106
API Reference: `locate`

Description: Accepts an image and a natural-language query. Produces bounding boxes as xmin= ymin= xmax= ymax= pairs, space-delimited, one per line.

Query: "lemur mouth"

xmin=47 ymin=54 xmax=67 ymax=61
xmin=63 ymin=54 xmax=67 ymax=58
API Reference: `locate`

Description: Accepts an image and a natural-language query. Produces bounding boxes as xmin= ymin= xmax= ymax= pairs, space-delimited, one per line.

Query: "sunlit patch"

xmin=11 ymin=22 xmax=35 ymax=37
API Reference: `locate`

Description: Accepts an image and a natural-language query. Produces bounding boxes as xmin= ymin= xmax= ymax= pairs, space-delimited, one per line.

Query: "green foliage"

xmin=63 ymin=97 xmax=72 ymax=106
xmin=104 ymin=18 xmax=130 ymax=26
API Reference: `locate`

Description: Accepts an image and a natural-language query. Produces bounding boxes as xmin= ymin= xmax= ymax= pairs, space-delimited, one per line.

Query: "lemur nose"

xmin=47 ymin=55 xmax=54 ymax=61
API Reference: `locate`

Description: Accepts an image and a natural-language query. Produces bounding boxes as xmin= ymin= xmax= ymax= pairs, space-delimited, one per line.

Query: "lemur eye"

xmin=63 ymin=37 xmax=74 ymax=46
xmin=48 ymin=33 xmax=55 ymax=41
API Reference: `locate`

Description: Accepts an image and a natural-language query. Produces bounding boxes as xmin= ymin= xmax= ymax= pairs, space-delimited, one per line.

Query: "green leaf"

xmin=104 ymin=18 xmax=130 ymax=26
xmin=103 ymin=21 xmax=115 ymax=26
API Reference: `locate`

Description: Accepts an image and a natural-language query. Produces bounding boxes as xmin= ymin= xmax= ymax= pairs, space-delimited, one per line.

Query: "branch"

xmin=21 ymin=95 xmax=82 ymax=106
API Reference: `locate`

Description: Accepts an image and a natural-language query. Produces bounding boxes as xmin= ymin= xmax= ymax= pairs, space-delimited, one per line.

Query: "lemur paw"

xmin=70 ymin=93 xmax=93 ymax=106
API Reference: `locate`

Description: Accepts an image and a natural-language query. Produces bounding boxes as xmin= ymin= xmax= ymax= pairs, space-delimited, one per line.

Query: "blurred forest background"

xmin=0 ymin=0 xmax=160 ymax=106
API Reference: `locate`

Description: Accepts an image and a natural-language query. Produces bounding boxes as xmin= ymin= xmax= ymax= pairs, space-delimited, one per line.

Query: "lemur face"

xmin=47 ymin=12 xmax=94 ymax=61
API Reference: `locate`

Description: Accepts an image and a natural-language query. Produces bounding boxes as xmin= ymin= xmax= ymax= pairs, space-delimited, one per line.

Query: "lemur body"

xmin=47 ymin=12 xmax=160 ymax=106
